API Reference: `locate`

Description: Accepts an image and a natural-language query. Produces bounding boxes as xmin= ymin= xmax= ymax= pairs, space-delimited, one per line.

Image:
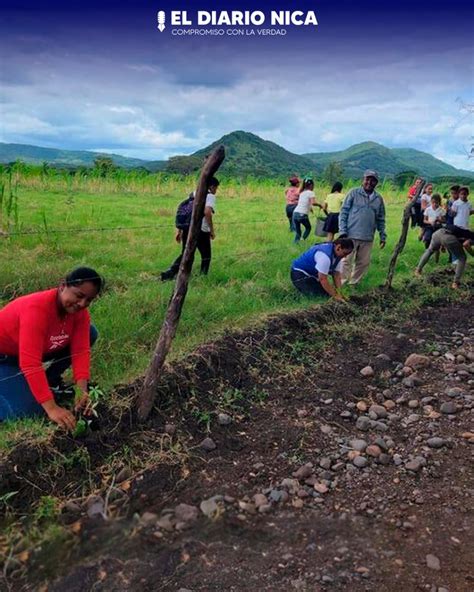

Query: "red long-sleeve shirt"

xmin=0 ymin=288 xmax=90 ymax=404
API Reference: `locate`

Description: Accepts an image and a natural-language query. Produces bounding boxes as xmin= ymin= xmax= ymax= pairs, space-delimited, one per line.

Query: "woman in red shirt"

xmin=0 ymin=267 xmax=103 ymax=430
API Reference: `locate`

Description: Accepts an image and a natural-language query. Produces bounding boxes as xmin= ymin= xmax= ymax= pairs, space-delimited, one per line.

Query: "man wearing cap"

xmin=338 ymin=170 xmax=386 ymax=285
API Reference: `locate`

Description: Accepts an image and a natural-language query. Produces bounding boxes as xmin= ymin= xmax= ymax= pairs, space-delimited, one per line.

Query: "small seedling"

xmin=72 ymin=385 xmax=104 ymax=438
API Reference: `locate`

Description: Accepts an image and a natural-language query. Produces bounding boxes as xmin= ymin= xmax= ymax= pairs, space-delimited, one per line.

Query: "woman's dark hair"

xmin=449 ymin=184 xmax=460 ymax=192
xmin=334 ymin=238 xmax=354 ymax=252
xmin=300 ymin=177 xmax=314 ymax=191
xmin=208 ymin=177 xmax=220 ymax=188
xmin=331 ymin=181 xmax=343 ymax=193
xmin=65 ymin=267 xmax=104 ymax=293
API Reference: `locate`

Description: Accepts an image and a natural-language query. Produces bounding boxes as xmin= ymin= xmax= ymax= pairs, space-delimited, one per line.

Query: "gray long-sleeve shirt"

xmin=339 ymin=187 xmax=387 ymax=242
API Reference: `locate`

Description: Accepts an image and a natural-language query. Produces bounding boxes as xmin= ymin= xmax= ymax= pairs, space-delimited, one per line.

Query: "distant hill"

xmin=303 ymin=141 xmax=473 ymax=180
xmin=166 ymin=131 xmax=315 ymax=177
xmin=0 ymin=143 xmax=166 ymax=171
xmin=1 ymin=135 xmax=472 ymax=180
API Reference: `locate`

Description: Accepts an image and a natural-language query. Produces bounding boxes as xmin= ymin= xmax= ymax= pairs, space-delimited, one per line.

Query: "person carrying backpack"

xmin=161 ymin=177 xmax=220 ymax=281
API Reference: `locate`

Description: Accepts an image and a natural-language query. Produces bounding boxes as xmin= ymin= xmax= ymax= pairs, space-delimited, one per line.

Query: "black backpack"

xmin=175 ymin=193 xmax=195 ymax=230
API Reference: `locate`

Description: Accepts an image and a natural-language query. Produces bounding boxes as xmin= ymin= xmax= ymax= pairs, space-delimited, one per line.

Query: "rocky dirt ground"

xmin=1 ymin=284 xmax=473 ymax=592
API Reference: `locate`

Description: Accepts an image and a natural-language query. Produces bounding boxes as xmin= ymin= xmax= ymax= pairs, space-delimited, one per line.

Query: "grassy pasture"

xmin=0 ymin=169 xmax=452 ymax=392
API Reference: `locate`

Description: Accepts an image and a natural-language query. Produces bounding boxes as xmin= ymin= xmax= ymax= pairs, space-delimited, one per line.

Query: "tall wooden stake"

xmin=137 ymin=146 xmax=225 ymax=421
xmin=385 ymin=179 xmax=426 ymax=289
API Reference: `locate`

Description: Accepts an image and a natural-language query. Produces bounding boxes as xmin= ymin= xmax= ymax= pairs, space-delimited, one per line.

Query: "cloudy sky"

xmin=1 ymin=0 xmax=473 ymax=168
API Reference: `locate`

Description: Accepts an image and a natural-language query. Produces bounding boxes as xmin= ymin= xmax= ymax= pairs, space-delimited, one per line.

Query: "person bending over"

xmin=415 ymin=225 xmax=474 ymax=289
xmin=0 ymin=267 xmax=103 ymax=429
xmin=291 ymin=238 xmax=354 ymax=300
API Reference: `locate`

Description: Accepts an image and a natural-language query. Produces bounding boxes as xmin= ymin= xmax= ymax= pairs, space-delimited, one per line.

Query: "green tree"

xmin=93 ymin=156 xmax=116 ymax=177
xmin=323 ymin=161 xmax=344 ymax=186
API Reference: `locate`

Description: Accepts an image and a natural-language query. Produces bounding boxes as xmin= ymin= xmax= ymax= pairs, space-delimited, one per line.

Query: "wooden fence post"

xmin=137 ymin=145 xmax=226 ymax=421
xmin=385 ymin=179 xmax=426 ymax=289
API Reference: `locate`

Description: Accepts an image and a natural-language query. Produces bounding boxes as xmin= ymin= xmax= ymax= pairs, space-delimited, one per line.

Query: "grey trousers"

xmin=417 ymin=228 xmax=466 ymax=283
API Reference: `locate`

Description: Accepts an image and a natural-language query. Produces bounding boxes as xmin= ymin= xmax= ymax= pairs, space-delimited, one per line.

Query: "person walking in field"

xmin=415 ymin=225 xmax=474 ymax=289
xmin=161 ymin=177 xmax=220 ymax=280
xmin=285 ymin=176 xmax=300 ymax=231
xmin=338 ymin=170 xmax=386 ymax=285
xmin=0 ymin=267 xmax=103 ymax=428
xmin=290 ymin=238 xmax=354 ymax=299
xmin=292 ymin=177 xmax=323 ymax=244
xmin=322 ymin=181 xmax=345 ymax=241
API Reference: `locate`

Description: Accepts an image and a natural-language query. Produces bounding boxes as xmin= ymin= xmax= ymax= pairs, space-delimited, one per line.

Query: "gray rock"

xmin=404 ymin=353 xmax=430 ymax=369
xmin=376 ymin=353 xmax=391 ymax=361
xmin=217 ymin=413 xmax=232 ymax=426
xmin=426 ymin=554 xmax=441 ymax=570
xmin=175 ymin=503 xmax=199 ymax=523
xmin=253 ymin=493 xmax=268 ymax=507
xmin=427 ymin=437 xmax=445 ymax=449
xmin=199 ymin=437 xmax=217 ymax=451
xmin=140 ymin=511 xmax=158 ymax=527
xmin=356 ymin=416 xmax=371 ymax=431
xmin=446 ymin=387 xmax=465 ymax=398
xmin=281 ymin=478 xmax=300 ymax=493
xmin=369 ymin=404 xmax=388 ymax=418
xmin=319 ymin=457 xmax=332 ymax=470
xmin=349 ymin=439 xmax=368 ymax=452
xmin=378 ymin=453 xmax=392 ymax=465
xmin=156 ymin=514 xmax=175 ymax=531
xmin=200 ymin=498 xmax=219 ymax=518
xmin=353 ymin=456 xmax=368 ymax=468
xmin=293 ymin=463 xmax=313 ymax=480
xmin=269 ymin=489 xmax=289 ymax=503
xmin=86 ymin=495 xmax=106 ymax=519
xmin=405 ymin=459 xmax=422 ymax=473
xmin=360 ymin=366 xmax=375 ymax=377
xmin=440 ymin=402 xmax=457 ymax=414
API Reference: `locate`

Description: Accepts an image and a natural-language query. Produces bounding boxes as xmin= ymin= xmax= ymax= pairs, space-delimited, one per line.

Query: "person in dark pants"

xmin=292 ymin=178 xmax=323 ymax=243
xmin=415 ymin=225 xmax=474 ymax=289
xmin=290 ymin=238 xmax=354 ymax=299
xmin=0 ymin=267 xmax=103 ymax=428
xmin=161 ymin=177 xmax=219 ymax=280
xmin=285 ymin=176 xmax=300 ymax=231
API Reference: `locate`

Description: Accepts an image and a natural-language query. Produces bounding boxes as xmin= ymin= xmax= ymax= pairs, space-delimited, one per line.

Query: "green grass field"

xmin=0 ymin=172 xmax=456 ymax=393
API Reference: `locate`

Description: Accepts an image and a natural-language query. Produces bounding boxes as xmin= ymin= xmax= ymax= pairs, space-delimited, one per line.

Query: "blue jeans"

xmin=292 ymin=212 xmax=311 ymax=243
xmin=286 ymin=204 xmax=297 ymax=231
xmin=0 ymin=325 xmax=98 ymax=421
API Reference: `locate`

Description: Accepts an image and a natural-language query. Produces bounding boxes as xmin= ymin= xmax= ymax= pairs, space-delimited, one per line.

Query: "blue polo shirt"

xmin=291 ymin=243 xmax=344 ymax=278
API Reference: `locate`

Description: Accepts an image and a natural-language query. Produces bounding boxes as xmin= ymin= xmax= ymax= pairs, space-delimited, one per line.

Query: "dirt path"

xmin=2 ymin=288 xmax=473 ymax=592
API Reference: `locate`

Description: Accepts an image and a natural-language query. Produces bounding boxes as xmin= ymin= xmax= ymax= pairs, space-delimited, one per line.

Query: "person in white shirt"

xmin=160 ymin=177 xmax=219 ymax=280
xmin=422 ymin=194 xmax=445 ymax=251
xmin=450 ymin=186 xmax=472 ymax=229
xmin=292 ymin=178 xmax=323 ymax=244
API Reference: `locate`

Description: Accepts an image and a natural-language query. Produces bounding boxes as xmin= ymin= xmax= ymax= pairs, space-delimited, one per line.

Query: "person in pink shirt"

xmin=0 ymin=267 xmax=103 ymax=429
xmin=285 ymin=176 xmax=300 ymax=231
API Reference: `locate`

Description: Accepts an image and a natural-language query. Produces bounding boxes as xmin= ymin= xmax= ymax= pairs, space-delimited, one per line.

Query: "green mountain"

xmin=303 ymin=141 xmax=473 ymax=180
xmin=167 ymin=130 xmax=315 ymax=177
xmin=0 ymin=142 xmax=166 ymax=171
xmin=1 ymin=135 xmax=472 ymax=180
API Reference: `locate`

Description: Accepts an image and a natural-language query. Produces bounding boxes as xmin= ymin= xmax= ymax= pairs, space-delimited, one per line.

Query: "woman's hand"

xmin=42 ymin=400 xmax=76 ymax=431
xmin=74 ymin=392 xmax=93 ymax=416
